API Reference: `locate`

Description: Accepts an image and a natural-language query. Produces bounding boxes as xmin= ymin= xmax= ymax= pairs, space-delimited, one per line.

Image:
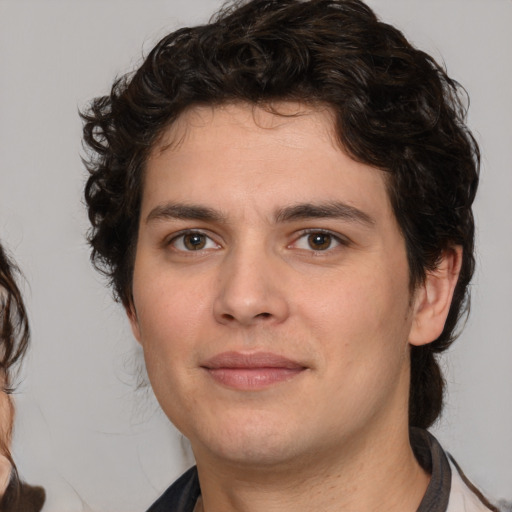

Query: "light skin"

xmin=0 ymin=377 xmax=13 ymax=496
xmin=128 ymin=102 xmax=461 ymax=512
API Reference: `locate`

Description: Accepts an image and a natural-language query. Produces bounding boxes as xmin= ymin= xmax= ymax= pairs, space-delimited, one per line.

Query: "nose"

xmin=213 ymin=246 xmax=290 ymax=327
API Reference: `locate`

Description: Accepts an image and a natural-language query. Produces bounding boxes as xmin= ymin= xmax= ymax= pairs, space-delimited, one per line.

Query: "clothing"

xmin=410 ymin=429 xmax=496 ymax=512
xmin=146 ymin=429 xmax=496 ymax=512
xmin=0 ymin=478 xmax=46 ymax=512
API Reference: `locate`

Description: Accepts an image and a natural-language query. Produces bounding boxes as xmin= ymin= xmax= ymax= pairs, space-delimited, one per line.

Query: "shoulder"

xmin=146 ymin=466 xmax=200 ymax=512
xmin=411 ymin=428 xmax=499 ymax=512
xmin=446 ymin=456 xmax=498 ymax=512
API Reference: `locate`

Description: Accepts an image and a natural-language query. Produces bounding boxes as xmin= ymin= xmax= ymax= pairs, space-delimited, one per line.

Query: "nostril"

xmin=256 ymin=312 xmax=272 ymax=319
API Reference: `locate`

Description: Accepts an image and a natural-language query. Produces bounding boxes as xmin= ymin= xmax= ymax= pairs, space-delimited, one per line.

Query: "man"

xmin=81 ymin=0 xmax=497 ymax=510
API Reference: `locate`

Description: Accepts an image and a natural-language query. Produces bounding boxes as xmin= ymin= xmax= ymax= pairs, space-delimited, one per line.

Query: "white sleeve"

xmin=446 ymin=459 xmax=496 ymax=512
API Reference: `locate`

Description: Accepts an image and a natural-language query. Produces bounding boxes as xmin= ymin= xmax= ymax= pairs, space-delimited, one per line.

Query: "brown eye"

xmin=183 ymin=233 xmax=207 ymax=250
xmin=307 ymin=233 xmax=332 ymax=250
xmin=170 ymin=231 xmax=220 ymax=252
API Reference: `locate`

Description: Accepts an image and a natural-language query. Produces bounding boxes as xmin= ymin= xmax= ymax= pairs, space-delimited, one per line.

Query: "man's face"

xmin=129 ymin=102 xmax=419 ymax=469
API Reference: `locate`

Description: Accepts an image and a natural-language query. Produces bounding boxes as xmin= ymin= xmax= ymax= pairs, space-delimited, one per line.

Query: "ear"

xmin=126 ymin=302 xmax=142 ymax=344
xmin=409 ymin=246 xmax=463 ymax=346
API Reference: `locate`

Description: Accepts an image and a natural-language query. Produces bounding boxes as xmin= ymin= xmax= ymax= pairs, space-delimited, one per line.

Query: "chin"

xmin=205 ymin=439 xmax=301 ymax=469
xmin=189 ymin=412 xmax=311 ymax=469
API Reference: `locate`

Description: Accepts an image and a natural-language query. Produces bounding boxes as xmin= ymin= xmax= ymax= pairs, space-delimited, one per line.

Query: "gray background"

xmin=0 ymin=0 xmax=510 ymax=510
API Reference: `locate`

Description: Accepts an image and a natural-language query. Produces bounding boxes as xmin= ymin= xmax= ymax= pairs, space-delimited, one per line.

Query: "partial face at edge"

xmin=128 ymin=102 xmax=453 ymax=469
xmin=0 ymin=374 xmax=13 ymax=494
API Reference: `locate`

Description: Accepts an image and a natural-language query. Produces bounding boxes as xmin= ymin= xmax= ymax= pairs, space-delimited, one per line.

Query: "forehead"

xmin=154 ymin=102 xmax=339 ymax=157
xmin=143 ymin=102 xmax=393 ymax=224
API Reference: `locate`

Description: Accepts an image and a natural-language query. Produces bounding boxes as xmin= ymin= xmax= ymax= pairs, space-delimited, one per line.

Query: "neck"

xmin=193 ymin=424 xmax=430 ymax=512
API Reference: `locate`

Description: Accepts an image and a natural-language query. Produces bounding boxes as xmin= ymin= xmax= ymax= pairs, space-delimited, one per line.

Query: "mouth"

xmin=201 ymin=351 xmax=307 ymax=390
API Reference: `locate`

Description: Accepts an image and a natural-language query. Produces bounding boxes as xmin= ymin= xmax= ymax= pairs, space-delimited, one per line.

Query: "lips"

xmin=201 ymin=351 xmax=306 ymax=390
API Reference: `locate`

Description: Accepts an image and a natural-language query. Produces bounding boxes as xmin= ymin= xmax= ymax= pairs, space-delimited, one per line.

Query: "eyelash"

xmin=167 ymin=230 xmax=221 ymax=252
xmin=291 ymin=229 xmax=350 ymax=253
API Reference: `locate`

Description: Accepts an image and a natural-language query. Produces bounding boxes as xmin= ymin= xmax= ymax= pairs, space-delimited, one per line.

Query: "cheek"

xmin=307 ymin=266 xmax=408 ymax=326
xmin=300 ymin=262 xmax=412 ymax=370
xmin=134 ymin=266 xmax=212 ymax=340
xmin=301 ymin=271 xmax=412 ymax=423
xmin=132 ymin=268 xmax=217 ymax=393
xmin=134 ymin=283 xmax=202 ymax=420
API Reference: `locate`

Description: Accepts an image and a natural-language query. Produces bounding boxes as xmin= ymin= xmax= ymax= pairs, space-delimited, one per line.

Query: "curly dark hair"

xmin=0 ymin=243 xmax=30 ymax=504
xmin=0 ymin=245 xmax=29 ymax=385
xmin=81 ymin=0 xmax=479 ymax=429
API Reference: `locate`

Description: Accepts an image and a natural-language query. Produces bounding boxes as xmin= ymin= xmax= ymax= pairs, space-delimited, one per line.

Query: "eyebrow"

xmin=146 ymin=201 xmax=375 ymax=227
xmin=274 ymin=202 xmax=375 ymax=226
xmin=146 ymin=203 xmax=227 ymax=224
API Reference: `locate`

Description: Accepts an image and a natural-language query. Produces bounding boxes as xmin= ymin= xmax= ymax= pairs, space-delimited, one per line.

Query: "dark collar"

xmin=146 ymin=428 xmax=452 ymax=512
xmin=146 ymin=465 xmax=200 ymax=512
xmin=411 ymin=427 xmax=452 ymax=512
